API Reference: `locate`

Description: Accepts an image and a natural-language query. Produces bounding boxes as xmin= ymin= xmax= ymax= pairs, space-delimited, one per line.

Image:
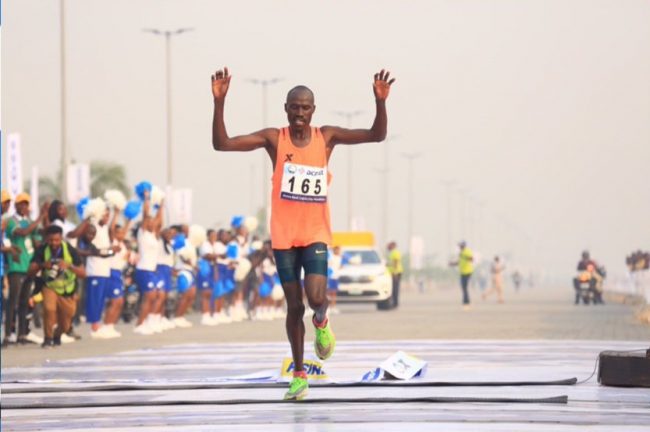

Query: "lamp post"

xmin=143 ymin=27 xmax=193 ymax=188
xmin=440 ymin=179 xmax=457 ymax=254
xmin=401 ymin=152 xmax=421 ymax=256
xmin=59 ymin=0 xmax=68 ymax=198
xmin=333 ymin=110 xmax=364 ymax=229
xmin=247 ymin=77 xmax=283 ymax=214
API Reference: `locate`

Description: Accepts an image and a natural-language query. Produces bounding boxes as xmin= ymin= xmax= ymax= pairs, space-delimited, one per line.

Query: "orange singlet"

xmin=271 ymin=127 xmax=332 ymax=249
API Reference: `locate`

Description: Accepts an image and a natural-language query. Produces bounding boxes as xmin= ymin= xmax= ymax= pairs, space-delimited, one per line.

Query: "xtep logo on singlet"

xmin=280 ymin=162 xmax=328 ymax=203
xmin=284 ymin=154 xmax=293 ymax=162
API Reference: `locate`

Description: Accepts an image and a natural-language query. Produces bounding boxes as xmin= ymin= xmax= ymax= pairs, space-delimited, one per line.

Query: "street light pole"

xmin=143 ymin=27 xmax=193 ymax=188
xmin=440 ymin=179 xmax=457 ymax=254
xmin=401 ymin=152 xmax=421 ymax=257
xmin=333 ymin=110 xmax=363 ymax=230
xmin=60 ymin=0 xmax=68 ymax=199
xmin=247 ymin=78 xmax=283 ymax=215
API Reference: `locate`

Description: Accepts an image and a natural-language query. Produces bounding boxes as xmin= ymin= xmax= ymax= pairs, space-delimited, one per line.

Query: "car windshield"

xmin=341 ymin=250 xmax=381 ymax=265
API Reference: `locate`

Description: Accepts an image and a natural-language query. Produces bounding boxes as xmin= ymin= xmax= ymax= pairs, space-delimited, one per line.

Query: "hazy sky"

xmin=2 ymin=0 xmax=649 ymax=278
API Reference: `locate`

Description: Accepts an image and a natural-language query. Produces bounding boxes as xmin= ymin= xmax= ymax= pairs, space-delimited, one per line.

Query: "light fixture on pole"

xmin=143 ymin=27 xmax=194 ymax=188
xmin=333 ymin=110 xmax=364 ymax=229
xmin=246 ymin=77 xmax=283 ymax=215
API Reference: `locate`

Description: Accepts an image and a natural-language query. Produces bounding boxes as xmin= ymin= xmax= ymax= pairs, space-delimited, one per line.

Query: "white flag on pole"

xmin=6 ymin=133 xmax=23 ymax=201
xmin=66 ymin=163 xmax=90 ymax=204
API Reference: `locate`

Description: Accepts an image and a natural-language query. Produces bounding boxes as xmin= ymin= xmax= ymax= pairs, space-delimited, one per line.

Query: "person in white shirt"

xmin=198 ymin=230 xmax=220 ymax=325
xmin=211 ymin=229 xmax=231 ymax=324
xmin=153 ymin=226 xmax=177 ymax=330
xmin=172 ymin=224 xmax=197 ymax=328
xmin=102 ymin=212 xmax=132 ymax=338
xmin=86 ymin=206 xmax=121 ymax=338
xmin=328 ymin=246 xmax=342 ymax=314
xmin=133 ymin=194 xmax=163 ymax=335
xmin=47 ymin=200 xmax=85 ymax=248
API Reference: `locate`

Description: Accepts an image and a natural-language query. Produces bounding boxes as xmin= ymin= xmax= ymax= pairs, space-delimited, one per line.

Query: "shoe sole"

xmin=284 ymin=388 xmax=308 ymax=401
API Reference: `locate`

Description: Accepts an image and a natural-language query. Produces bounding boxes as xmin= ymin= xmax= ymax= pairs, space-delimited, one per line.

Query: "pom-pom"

xmin=76 ymin=197 xmax=90 ymax=220
xmin=172 ymin=234 xmax=186 ymax=251
xmin=134 ymin=181 xmax=152 ymax=201
xmin=230 ymin=215 xmax=244 ymax=229
xmin=234 ymin=258 xmax=252 ymax=282
xmin=244 ymin=216 xmax=258 ymax=232
xmin=151 ymin=185 xmax=165 ymax=206
xmin=188 ymin=224 xmax=207 ymax=248
xmin=104 ymin=190 xmax=127 ymax=210
xmin=271 ymin=283 xmax=284 ymax=301
xmin=83 ymin=198 xmax=107 ymax=220
xmin=123 ymin=200 xmax=142 ymax=220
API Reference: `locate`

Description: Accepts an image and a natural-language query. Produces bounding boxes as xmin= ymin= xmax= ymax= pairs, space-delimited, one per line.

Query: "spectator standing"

xmin=386 ymin=242 xmax=403 ymax=309
xmin=3 ymin=193 xmax=46 ymax=346
xmin=450 ymin=240 xmax=474 ymax=310
xmin=482 ymin=255 xmax=505 ymax=303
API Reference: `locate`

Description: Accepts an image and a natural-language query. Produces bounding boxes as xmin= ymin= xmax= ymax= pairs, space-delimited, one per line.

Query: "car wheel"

xmin=377 ymin=297 xmax=393 ymax=310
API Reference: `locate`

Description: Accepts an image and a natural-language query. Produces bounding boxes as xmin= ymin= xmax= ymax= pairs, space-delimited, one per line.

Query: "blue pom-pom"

xmin=230 ymin=215 xmax=244 ymax=228
xmin=123 ymin=200 xmax=143 ymax=220
xmin=177 ymin=270 xmax=194 ymax=292
xmin=76 ymin=197 xmax=90 ymax=220
xmin=172 ymin=234 xmax=186 ymax=251
xmin=134 ymin=181 xmax=153 ymax=201
xmin=226 ymin=243 xmax=239 ymax=259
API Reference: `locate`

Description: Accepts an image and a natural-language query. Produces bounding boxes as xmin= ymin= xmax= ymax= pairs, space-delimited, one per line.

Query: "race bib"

xmin=280 ymin=162 xmax=327 ymax=203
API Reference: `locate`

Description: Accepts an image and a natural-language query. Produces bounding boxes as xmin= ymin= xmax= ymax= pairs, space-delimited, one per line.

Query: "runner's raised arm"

xmin=211 ymin=67 xmax=277 ymax=152
xmin=322 ymin=69 xmax=396 ymax=147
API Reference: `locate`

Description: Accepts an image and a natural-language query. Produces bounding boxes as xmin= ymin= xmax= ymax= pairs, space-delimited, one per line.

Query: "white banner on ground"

xmin=29 ymin=166 xmax=39 ymax=220
xmin=410 ymin=236 xmax=425 ymax=270
xmin=172 ymin=188 xmax=192 ymax=224
xmin=66 ymin=163 xmax=90 ymax=204
xmin=5 ymin=134 xmax=23 ymax=204
xmin=361 ymin=351 xmax=428 ymax=382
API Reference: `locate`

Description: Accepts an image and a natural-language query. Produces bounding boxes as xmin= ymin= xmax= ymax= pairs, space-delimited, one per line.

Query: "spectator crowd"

xmin=1 ymin=182 xmax=288 ymax=349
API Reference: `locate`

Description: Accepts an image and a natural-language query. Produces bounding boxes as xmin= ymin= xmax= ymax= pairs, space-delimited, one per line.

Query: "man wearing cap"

xmin=1 ymin=191 xmax=21 ymax=328
xmin=3 ymin=193 xmax=47 ymax=345
xmin=450 ymin=241 xmax=474 ymax=310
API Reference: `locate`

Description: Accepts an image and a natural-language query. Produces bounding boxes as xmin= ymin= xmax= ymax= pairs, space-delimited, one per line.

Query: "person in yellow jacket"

xmin=449 ymin=240 xmax=474 ymax=309
xmin=386 ymin=241 xmax=403 ymax=309
xmin=28 ymin=225 xmax=86 ymax=347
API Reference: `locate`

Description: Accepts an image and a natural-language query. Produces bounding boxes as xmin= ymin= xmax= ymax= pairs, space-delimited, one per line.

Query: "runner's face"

xmin=285 ymin=91 xmax=315 ymax=129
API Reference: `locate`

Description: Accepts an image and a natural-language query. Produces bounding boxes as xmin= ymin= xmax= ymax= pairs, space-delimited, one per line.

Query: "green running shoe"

xmin=284 ymin=376 xmax=309 ymax=400
xmin=313 ymin=318 xmax=336 ymax=361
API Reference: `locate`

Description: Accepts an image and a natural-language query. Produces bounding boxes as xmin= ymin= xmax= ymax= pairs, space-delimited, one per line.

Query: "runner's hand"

xmin=373 ymin=69 xmax=395 ymax=101
xmin=212 ymin=67 xmax=232 ymax=100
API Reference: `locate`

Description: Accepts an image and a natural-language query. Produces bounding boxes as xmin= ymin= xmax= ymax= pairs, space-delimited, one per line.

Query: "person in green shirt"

xmin=3 ymin=193 xmax=47 ymax=346
xmin=449 ymin=240 xmax=473 ymax=309
xmin=387 ymin=241 xmax=403 ymax=309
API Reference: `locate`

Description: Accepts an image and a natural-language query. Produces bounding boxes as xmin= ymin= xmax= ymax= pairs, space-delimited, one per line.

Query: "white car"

xmin=335 ymin=247 xmax=393 ymax=310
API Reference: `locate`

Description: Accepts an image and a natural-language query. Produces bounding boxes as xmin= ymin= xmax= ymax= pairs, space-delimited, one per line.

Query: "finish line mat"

xmin=2 ymin=340 xmax=649 ymax=431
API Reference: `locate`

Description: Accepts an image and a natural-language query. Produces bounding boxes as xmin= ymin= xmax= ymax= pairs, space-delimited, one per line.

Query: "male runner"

xmin=211 ymin=67 xmax=395 ymax=400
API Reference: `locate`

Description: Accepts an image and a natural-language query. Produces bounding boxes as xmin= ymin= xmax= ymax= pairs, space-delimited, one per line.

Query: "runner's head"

xmin=285 ymin=86 xmax=315 ymax=130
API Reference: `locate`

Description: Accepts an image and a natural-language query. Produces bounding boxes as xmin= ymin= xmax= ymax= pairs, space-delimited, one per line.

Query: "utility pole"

xmin=401 ymin=152 xmax=421 ymax=256
xmin=440 ymin=179 xmax=457 ymax=254
xmin=247 ymin=77 xmax=283 ymax=214
xmin=333 ymin=110 xmax=364 ymax=230
xmin=143 ymin=27 xmax=194 ymax=187
xmin=60 ymin=0 xmax=68 ymax=199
